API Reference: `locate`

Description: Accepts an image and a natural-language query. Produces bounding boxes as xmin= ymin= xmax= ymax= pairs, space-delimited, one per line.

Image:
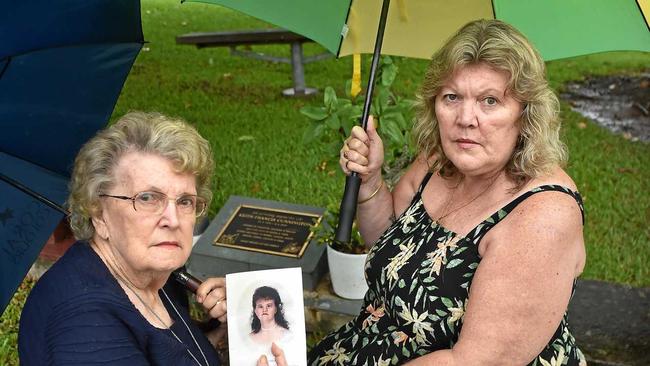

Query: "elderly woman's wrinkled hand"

xmin=196 ymin=277 xmax=227 ymax=322
xmin=340 ymin=115 xmax=384 ymax=184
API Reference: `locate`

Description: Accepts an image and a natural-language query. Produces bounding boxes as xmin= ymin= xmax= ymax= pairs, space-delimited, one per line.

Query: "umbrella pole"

xmin=335 ymin=0 xmax=391 ymax=244
xmin=0 ymin=173 xmax=67 ymax=215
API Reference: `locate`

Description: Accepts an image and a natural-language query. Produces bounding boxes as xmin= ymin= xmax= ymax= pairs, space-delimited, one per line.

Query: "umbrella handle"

xmin=334 ymin=0 xmax=391 ymax=245
xmin=334 ymin=174 xmax=361 ymax=243
xmin=171 ymin=268 xmax=202 ymax=294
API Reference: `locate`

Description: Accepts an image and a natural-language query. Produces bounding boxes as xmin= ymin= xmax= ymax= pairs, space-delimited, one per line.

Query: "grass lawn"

xmin=2 ymin=1 xmax=648 ymax=364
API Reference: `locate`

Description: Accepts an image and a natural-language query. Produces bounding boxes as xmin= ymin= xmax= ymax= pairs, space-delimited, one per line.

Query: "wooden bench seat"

xmin=176 ymin=29 xmax=331 ymax=96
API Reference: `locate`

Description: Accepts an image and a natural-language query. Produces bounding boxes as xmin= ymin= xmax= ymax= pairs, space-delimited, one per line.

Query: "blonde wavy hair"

xmin=413 ymin=19 xmax=566 ymax=187
xmin=67 ymin=111 xmax=214 ymax=240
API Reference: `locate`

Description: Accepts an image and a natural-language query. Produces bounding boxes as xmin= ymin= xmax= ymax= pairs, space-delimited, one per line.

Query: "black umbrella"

xmin=0 ymin=0 xmax=144 ymax=313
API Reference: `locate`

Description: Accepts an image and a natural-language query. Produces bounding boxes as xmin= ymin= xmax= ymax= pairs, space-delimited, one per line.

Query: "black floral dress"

xmin=309 ymin=173 xmax=586 ymax=366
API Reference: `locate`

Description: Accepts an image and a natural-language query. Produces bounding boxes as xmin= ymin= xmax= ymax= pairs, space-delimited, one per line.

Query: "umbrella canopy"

xmin=0 ymin=0 xmax=144 ymax=313
xmin=188 ymin=0 xmax=650 ymax=61
xmin=185 ymin=0 xmax=650 ymax=243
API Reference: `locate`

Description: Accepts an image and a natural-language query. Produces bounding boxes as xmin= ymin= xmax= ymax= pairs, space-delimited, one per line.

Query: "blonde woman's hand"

xmin=196 ymin=277 xmax=227 ymax=322
xmin=340 ymin=115 xmax=384 ymax=186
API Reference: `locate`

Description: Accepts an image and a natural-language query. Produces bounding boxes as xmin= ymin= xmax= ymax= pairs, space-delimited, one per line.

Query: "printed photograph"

xmin=226 ymin=267 xmax=306 ymax=366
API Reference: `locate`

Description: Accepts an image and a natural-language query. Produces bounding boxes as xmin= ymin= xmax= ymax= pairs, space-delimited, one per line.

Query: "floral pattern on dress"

xmin=309 ymin=174 xmax=586 ymax=366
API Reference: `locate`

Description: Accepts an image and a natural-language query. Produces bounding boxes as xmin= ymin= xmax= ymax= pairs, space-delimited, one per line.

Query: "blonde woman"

xmin=310 ymin=19 xmax=586 ymax=366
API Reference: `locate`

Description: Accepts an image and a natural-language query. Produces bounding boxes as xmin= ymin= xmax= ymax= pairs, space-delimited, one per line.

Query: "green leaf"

xmin=398 ymin=279 xmax=406 ymax=288
xmin=447 ymin=258 xmax=464 ymax=269
xmin=338 ymin=104 xmax=361 ymax=137
xmin=381 ymin=63 xmax=398 ymax=86
xmin=341 ymin=116 xmax=355 ymax=137
xmin=451 ymin=246 xmax=468 ymax=256
xmin=299 ymin=105 xmax=328 ymax=121
xmin=325 ymin=113 xmax=341 ymax=130
xmin=402 ymin=347 xmax=411 ymax=358
xmin=302 ymin=122 xmax=325 ymax=144
xmin=324 ymin=86 xmax=338 ymax=110
xmin=375 ymin=87 xmax=391 ymax=114
xmin=381 ymin=117 xmax=405 ymax=146
xmin=414 ymin=286 xmax=424 ymax=305
xmin=409 ymin=278 xmax=419 ymax=294
xmin=441 ymin=297 xmax=454 ymax=308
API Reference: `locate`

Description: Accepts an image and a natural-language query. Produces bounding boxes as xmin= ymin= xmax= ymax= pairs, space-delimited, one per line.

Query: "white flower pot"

xmin=327 ymin=245 xmax=369 ymax=300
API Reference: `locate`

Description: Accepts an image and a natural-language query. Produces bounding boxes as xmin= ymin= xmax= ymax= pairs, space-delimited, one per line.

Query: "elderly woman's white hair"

xmin=67 ymin=111 xmax=214 ymax=240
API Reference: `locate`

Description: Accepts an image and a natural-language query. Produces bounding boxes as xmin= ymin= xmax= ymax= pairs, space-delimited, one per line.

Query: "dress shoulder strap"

xmin=416 ymin=172 xmax=434 ymax=196
xmin=468 ymin=185 xmax=584 ymax=243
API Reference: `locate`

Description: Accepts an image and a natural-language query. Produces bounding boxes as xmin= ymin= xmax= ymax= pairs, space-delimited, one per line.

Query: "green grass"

xmin=2 ymin=0 xmax=649 ymax=363
xmin=0 ymin=279 xmax=33 ymax=366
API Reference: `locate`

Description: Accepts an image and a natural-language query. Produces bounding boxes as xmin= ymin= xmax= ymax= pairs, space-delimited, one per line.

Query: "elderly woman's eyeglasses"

xmin=99 ymin=191 xmax=207 ymax=217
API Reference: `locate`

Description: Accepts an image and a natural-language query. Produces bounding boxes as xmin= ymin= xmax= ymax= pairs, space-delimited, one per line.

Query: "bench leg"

xmin=283 ymin=42 xmax=317 ymax=97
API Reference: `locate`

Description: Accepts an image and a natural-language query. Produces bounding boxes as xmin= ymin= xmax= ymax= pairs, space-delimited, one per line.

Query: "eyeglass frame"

xmin=99 ymin=191 xmax=207 ymax=217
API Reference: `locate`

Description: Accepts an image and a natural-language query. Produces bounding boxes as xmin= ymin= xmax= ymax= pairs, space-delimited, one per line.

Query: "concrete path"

xmin=569 ymin=279 xmax=649 ymax=366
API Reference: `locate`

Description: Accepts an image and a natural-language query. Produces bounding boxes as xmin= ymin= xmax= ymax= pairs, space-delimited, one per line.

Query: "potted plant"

xmin=303 ymin=56 xmax=416 ymax=299
xmin=311 ymin=202 xmax=369 ymax=299
xmin=300 ymin=56 xmax=416 ymax=187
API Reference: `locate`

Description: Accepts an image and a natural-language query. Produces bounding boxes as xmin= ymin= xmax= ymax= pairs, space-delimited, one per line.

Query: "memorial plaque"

xmin=213 ymin=205 xmax=321 ymax=258
xmin=188 ymin=196 xmax=328 ymax=290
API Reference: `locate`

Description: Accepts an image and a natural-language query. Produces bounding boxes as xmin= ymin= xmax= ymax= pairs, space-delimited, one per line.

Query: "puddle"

xmin=561 ymin=74 xmax=650 ymax=142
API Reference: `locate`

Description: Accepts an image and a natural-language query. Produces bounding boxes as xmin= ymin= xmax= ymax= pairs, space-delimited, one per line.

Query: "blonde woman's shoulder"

xmin=523 ymin=165 xmax=578 ymax=192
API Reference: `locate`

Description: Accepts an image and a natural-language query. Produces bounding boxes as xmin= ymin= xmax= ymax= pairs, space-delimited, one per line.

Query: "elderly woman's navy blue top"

xmin=18 ymin=242 xmax=220 ymax=366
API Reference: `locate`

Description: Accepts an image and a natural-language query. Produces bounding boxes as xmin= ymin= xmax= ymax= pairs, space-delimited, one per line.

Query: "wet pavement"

xmin=569 ymin=279 xmax=650 ymax=366
xmin=561 ymin=74 xmax=650 ymax=142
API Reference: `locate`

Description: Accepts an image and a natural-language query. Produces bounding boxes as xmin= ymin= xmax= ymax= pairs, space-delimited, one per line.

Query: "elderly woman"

xmin=309 ymin=19 xmax=586 ymax=365
xmin=19 ymin=112 xmax=227 ymax=365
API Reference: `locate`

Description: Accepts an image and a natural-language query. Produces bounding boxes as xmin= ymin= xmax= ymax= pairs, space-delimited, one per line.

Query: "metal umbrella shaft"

xmin=0 ymin=173 xmax=67 ymax=214
xmin=335 ymin=0 xmax=391 ymax=244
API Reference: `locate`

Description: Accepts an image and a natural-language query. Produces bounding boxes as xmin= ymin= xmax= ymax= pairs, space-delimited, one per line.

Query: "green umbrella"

xmin=187 ymin=0 xmax=649 ymax=61
xmin=184 ymin=0 xmax=650 ymax=243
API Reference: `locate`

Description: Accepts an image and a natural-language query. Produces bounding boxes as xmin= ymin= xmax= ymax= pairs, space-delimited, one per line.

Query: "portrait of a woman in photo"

xmin=250 ymin=286 xmax=290 ymax=345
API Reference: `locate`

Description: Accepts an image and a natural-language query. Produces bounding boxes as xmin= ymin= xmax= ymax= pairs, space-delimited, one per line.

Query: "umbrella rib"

xmin=1 ymin=40 xmax=145 ymax=61
xmin=0 ymin=173 xmax=67 ymax=215
xmin=0 ymin=57 xmax=9 ymax=79
xmin=635 ymin=0 xmax=650 ymax=32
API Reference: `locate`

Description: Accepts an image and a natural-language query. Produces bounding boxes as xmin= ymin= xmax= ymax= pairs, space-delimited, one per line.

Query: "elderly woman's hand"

xmin=340 ymin=115 xmax=384 ymax=186
xmin=256 ymin=343 xmax=287 ymax=366
xmin=196 ymin=277 xmax=227 ymax=322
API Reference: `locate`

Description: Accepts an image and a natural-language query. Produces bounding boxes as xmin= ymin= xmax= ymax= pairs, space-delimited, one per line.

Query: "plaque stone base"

xmin=188 ymin=196 xmax=327 ymax=290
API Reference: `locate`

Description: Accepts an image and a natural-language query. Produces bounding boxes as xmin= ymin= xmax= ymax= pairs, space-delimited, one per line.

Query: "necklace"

xmin=93 ymin=242 xmax=209 ymax=366
xmin=434 ymin=174 xmax=500 ymax=226
xmin=261 ymin=324 xmax=278 ymax=331
xmin=161 ymin=289 xmax=210 ymax=366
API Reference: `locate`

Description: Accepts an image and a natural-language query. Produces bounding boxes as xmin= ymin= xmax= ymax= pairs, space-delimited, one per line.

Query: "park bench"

xmin=176 ymin=28 xmax=332 ymax=96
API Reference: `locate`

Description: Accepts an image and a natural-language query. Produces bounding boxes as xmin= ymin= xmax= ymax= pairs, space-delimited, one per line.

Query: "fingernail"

xmin=197 ymin=295 xmax=203 ymax=302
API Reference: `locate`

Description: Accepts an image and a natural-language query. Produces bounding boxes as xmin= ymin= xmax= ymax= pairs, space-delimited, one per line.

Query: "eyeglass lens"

xmin=133 ymin=191 xmax=206 ymax=217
